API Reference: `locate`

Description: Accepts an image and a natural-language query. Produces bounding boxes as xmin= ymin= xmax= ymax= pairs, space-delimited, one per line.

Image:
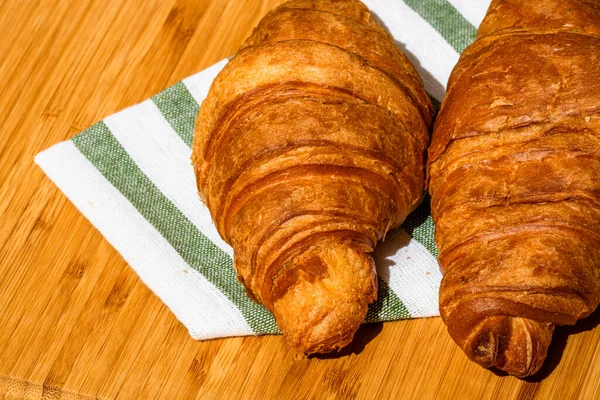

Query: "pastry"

xmin=428 ymin=0 xmax=600 ymax=377
xmin=192 ymin=0 xmax=432 ymax=353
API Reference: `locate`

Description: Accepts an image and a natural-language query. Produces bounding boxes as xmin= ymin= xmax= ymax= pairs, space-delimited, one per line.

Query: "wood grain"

xmin=0 ymin=1 xmax=598 ymax=399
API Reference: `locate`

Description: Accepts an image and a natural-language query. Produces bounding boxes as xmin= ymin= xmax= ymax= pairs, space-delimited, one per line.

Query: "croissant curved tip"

xmin=274 ymin=278 xmax=376 ymax=354
xmin=271 ymin=245 xmax=377 ymax=354
xmin=289 ymin=301 xmax=366 ymax=354
xmin=462 ymin=316 xmax=554 ymax=378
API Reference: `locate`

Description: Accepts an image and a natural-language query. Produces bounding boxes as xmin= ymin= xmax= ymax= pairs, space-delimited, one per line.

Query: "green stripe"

xmin=366 ymin=278 xmax=411 ymax=322
xmin=404 ymin=0 xmax=476 ymax=53
xmin=402 ymin=196 xmax=439 ymax=257
xmin=72 ymin=122 xmax=279 ymax=334
xmin=152 ymin=82 xmax=199 ymax=147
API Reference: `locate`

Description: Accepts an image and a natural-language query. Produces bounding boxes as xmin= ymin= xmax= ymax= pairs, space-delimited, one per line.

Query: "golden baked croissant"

xmin=192 ymin=0 xmax=432 ymax=353
xmin=428 ymin=0 xmax=600 ymax=377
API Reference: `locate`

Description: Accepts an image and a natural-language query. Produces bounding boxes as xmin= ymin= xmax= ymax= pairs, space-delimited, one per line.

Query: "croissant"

xmin=428 ymin=0 xmax=600 ymax=377
xmin=192 ymin=0 xmax=432 ymax=353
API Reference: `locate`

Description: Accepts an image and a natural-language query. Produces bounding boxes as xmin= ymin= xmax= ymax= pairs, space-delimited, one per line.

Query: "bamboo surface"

xmin=1 ymin=1 xmax=599 ymax=399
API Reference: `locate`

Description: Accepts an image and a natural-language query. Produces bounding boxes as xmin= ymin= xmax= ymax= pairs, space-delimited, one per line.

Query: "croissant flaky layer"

xmin=192 ymin=0 xmax=431 ymax=353
xmin=429 ymin=0 xmax=600 ymax=377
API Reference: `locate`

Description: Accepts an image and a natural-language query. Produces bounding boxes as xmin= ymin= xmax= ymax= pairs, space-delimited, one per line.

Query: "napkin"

xmin=35 ymin=0 xmax=491 ymax=340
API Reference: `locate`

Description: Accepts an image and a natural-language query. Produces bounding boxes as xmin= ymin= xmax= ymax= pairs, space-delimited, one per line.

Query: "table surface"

xmin=1 ymin=1 xmax=599 ymax=399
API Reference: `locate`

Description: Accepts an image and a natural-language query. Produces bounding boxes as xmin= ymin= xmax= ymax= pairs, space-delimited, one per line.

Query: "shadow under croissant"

xmin=309 ymin=323 xmax=385 ymax=359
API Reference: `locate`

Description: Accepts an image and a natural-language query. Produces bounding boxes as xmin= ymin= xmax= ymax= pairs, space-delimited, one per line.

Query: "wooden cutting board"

xmin=1 ymin=1 xmax=598 ymax=398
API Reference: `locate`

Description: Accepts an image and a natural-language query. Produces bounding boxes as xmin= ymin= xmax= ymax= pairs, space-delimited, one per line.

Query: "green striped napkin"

xmin=35 ymin=0 xmax=491 ymax=340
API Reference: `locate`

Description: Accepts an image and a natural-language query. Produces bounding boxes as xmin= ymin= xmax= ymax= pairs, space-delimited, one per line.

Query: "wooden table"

xmin=1 ymin=1 xmax=599 ymax=398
